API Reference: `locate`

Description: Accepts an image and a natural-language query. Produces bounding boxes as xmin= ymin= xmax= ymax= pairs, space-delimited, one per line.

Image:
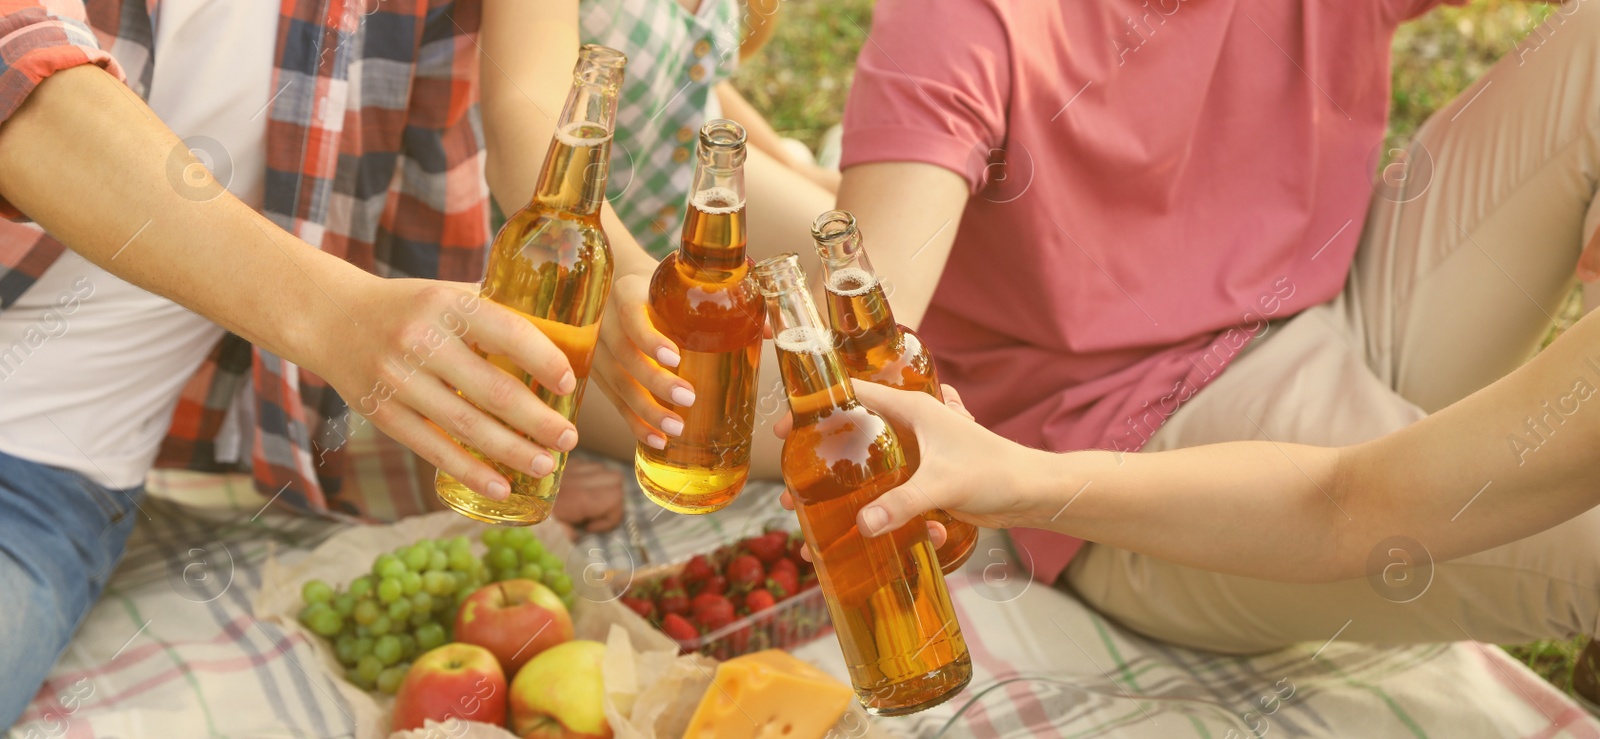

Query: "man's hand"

xmin=310 ymin=278 xmax=583 ymax=500
xmin=590 ymin=270 xmax=695 ymax=450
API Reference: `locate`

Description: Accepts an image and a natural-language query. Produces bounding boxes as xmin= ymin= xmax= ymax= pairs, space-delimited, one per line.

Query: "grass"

xmin=733 ymin=0 xmax=1589 ymax=696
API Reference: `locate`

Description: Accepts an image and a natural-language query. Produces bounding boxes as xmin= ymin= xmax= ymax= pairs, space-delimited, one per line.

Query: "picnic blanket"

xmin=12 ymin=463 xmax=1600 ymax=738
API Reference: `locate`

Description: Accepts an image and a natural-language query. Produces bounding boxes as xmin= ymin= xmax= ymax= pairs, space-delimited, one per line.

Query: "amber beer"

xmin=755 ymin=253 xmax=971 ymax=715
xmin=634 ymin=121 xmax=764 ymax=513
xmin=812 ymin=211 xmax=978 ymax=573
xmin=435 ymin=45 xmax=625 ymax=525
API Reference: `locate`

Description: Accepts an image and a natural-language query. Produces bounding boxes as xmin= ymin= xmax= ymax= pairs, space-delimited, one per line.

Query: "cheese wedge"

xmin=683 ymin=650 xmax=855 ymax=738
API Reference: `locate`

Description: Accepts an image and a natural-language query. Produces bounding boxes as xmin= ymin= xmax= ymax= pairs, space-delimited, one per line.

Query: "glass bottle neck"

xmin=756 ymin=255 xmax=855 ymax=418
xmin=814 ymin=211 xmax=899 ymax=344
xmin=531 ymin=126 xmax=612 ymax=218
xmin=680 ymin=123 xmax=749 ymax=270
xmin=532 ymin=49 xmax=624 ymax=219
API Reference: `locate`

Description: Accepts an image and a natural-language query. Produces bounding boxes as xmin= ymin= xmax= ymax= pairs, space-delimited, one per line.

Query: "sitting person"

xmin=591 ymin=0 xmax=1600 ymax=683
xmin=0 ymin=0 xmax=824 ymax=725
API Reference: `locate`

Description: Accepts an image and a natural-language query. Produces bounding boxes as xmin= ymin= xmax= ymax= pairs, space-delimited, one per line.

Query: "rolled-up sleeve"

xmin=0 ymin=1 xmax=123 ymax=218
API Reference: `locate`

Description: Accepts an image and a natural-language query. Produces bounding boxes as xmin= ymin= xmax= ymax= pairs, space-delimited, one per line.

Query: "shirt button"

xmin=659 ymin=205 xmax=678 ymax=217
xmin=673 ymin=147 xmax=690 ymax=163
xmin=676 ymin=126 xmax=694 ymax=144
xmin=652 ymin=219 xmax=672 ymax=234
xmin=693 ymin=40 xmax=711 ymax=58
xmin=688 ymin=64 xmax=707 ymax=82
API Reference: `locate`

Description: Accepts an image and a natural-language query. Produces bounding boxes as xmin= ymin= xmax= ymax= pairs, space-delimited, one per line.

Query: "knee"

xmin=1514 ymin=0 xmax=1600 ymax=64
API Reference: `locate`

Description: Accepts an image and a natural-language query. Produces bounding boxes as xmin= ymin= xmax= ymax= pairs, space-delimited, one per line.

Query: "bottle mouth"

xmin=700 ymin=119 xmax=748 ymax=150
xmin=578 ymin=44 xmax=628 ymax=69
xmin=753 ymin=253 xmax=806 ymax=296
xmin=811 ymin=209 xmax=862 ymax=267
xmin=574 ymin=45 xmax=628 ymax=88
xmin=811 ymin=210 xmax=857 ymax=245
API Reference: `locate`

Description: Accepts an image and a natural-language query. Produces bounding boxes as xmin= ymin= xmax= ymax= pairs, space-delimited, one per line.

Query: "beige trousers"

xmin=1065 ymin=2 xmax=1600 ymax=654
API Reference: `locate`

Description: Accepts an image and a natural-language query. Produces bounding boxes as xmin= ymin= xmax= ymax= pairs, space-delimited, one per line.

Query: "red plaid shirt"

xmin=0 ymin=0 xmax=489 ymax=519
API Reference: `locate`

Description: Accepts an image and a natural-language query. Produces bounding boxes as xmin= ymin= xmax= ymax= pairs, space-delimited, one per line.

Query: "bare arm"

xmin=0 ymin=65 xmax=580 ymax=499
xmin=834 ymin=162 xmax=968 ymax=329
xmin=840 ymin=308 xmax=1600 ymax=583
xmin=481 ymin=0 xmax=706 ymax=453
xmin=478 ymin=0 xmax=655 ymax=277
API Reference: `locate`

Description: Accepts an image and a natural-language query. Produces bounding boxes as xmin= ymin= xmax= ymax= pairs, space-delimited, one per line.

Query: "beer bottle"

xmin=812 ymin=210 xmax=978 ymax=572
xmin=754 ymin=253 xmax=971 ymax=715
xmin=435 ymin=45 xmax=626 ymax=525
xmin=635 ymin=120 xmax=765 ymax=514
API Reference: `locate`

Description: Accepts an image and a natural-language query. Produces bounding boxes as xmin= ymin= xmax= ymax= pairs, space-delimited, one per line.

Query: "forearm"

xmin=0 ymin=65 xmax=367 ymax=363
xmin=716 ymin=83 xmax=793 ymax=166
xmin=1018 ymin=443 xmax=1346 ymax=582
xmin=834 ymin=162 xmax=967 ymax=330
xmin=1021 ymin=311 xmax=1600 ymax=582
xmin=479 ymin=0 xmax=656 ymax=277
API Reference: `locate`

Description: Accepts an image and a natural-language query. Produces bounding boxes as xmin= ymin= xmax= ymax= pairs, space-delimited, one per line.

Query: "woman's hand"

xmin=310 ymin=278 xmax=580 ymax=500
xmin=589 ymin=270 xmax=697 ymax=450
xmin=776 ymin=380 xmax=1052 ymax=546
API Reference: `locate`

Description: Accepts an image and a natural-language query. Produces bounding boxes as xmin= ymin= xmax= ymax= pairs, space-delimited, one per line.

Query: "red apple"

xmin=455 ymin=579 xmax=574 ymax=676
xmin=510 ymin=640 xmax=611 ymax=739
xmin=392 ymin=643 xmax=507 ymax=732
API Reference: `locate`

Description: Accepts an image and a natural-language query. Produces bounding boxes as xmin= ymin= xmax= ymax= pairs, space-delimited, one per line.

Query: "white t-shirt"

xmin=0 ymin=1 xmax=276 ymax=488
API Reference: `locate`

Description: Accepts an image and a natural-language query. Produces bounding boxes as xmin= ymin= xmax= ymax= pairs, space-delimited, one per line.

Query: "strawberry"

xmin=726 ymin=554 xmax=765 ymax=592
xmin=712 ymin=544 xmax=738 ymax=567
xmin=682 ymin=554 xmax=716 ymax=584
xmin=769 ymin=558 xmax=799 ymax=580
xmin=693 ymin=574 xmax=728 ymax=597
xmin=620 ymin=596 xmax=656 ymax=621
xmin=727 ymin=591 xmax=745 ymax=613
xmin=744 ymin=531 xmax=789 ymax=565
xmin=691 ymin=591 xmax=729 ymax=615
xmin=767 ymin=570 xmax=799 ymax=600
xmin=660 ymin=575 xmax=685 ymax=594
xmin=657 ymin=590 xmax=690 ymax=617
xmin=745 ymin=588 xmax=777 ymax=613
xmin=660 ymin=613 xmax=700 ymax=644
xmin=695 ymin=599 xmax=736 ymax=633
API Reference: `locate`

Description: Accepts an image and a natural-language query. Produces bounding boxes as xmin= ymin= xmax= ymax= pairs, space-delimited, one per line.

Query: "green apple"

xmin=510 ymin=640 xmax=611 ymax=739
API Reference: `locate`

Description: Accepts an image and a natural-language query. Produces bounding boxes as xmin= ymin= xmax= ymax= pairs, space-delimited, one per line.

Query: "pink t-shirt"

xmin=841 ymin=0 xmax=1462 ymax=581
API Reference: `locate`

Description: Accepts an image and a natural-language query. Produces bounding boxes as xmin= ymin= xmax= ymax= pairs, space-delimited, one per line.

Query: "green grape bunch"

xmin=295 ymin=529 xmax=576 ymax=695
xmin=296 ymin=535 xmax=488 ymax=694
xmin=479 ymin=527 xmax=577 ymax=611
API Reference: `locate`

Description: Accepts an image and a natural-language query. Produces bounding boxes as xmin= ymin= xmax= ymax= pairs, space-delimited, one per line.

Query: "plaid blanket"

xmin=12 ymin=464 xmax=1600 ymax=738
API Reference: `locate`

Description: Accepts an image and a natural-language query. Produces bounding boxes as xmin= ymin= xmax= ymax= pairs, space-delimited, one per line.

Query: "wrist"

xmin=600 ymin=204 xmax=661 ymax=277
xmin=996 ymin=444 xmax=1060 ymax=528
xmin=1000 ymin=445 xmax=1093 ymax=533
xmin=275 ymin=247 xmax=379 ymax=368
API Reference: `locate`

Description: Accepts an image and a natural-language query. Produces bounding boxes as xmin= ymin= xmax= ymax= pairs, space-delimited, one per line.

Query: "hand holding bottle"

xmin=591 ymin=270 xmax=694 ymax=450
xmin=313 ymin=277 xmax=579 ymax=498
xmin=775 ymin=379 xmax=1050 ymax=541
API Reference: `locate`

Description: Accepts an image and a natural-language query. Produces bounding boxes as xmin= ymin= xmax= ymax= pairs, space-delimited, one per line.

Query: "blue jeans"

xmin=0 ymin=450 xmax=143 ymax=728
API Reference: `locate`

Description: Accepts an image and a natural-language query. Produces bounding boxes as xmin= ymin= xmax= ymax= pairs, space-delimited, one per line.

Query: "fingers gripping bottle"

xmin=635 ymin=120 xmax=765 ymax=514
xmin=812 ymin=210 xmax=978 ymax=573
xmin=435 ymin=45 xmax=626 ymax=525
xmin=754 ymin=253 xmax=971 ymax=715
